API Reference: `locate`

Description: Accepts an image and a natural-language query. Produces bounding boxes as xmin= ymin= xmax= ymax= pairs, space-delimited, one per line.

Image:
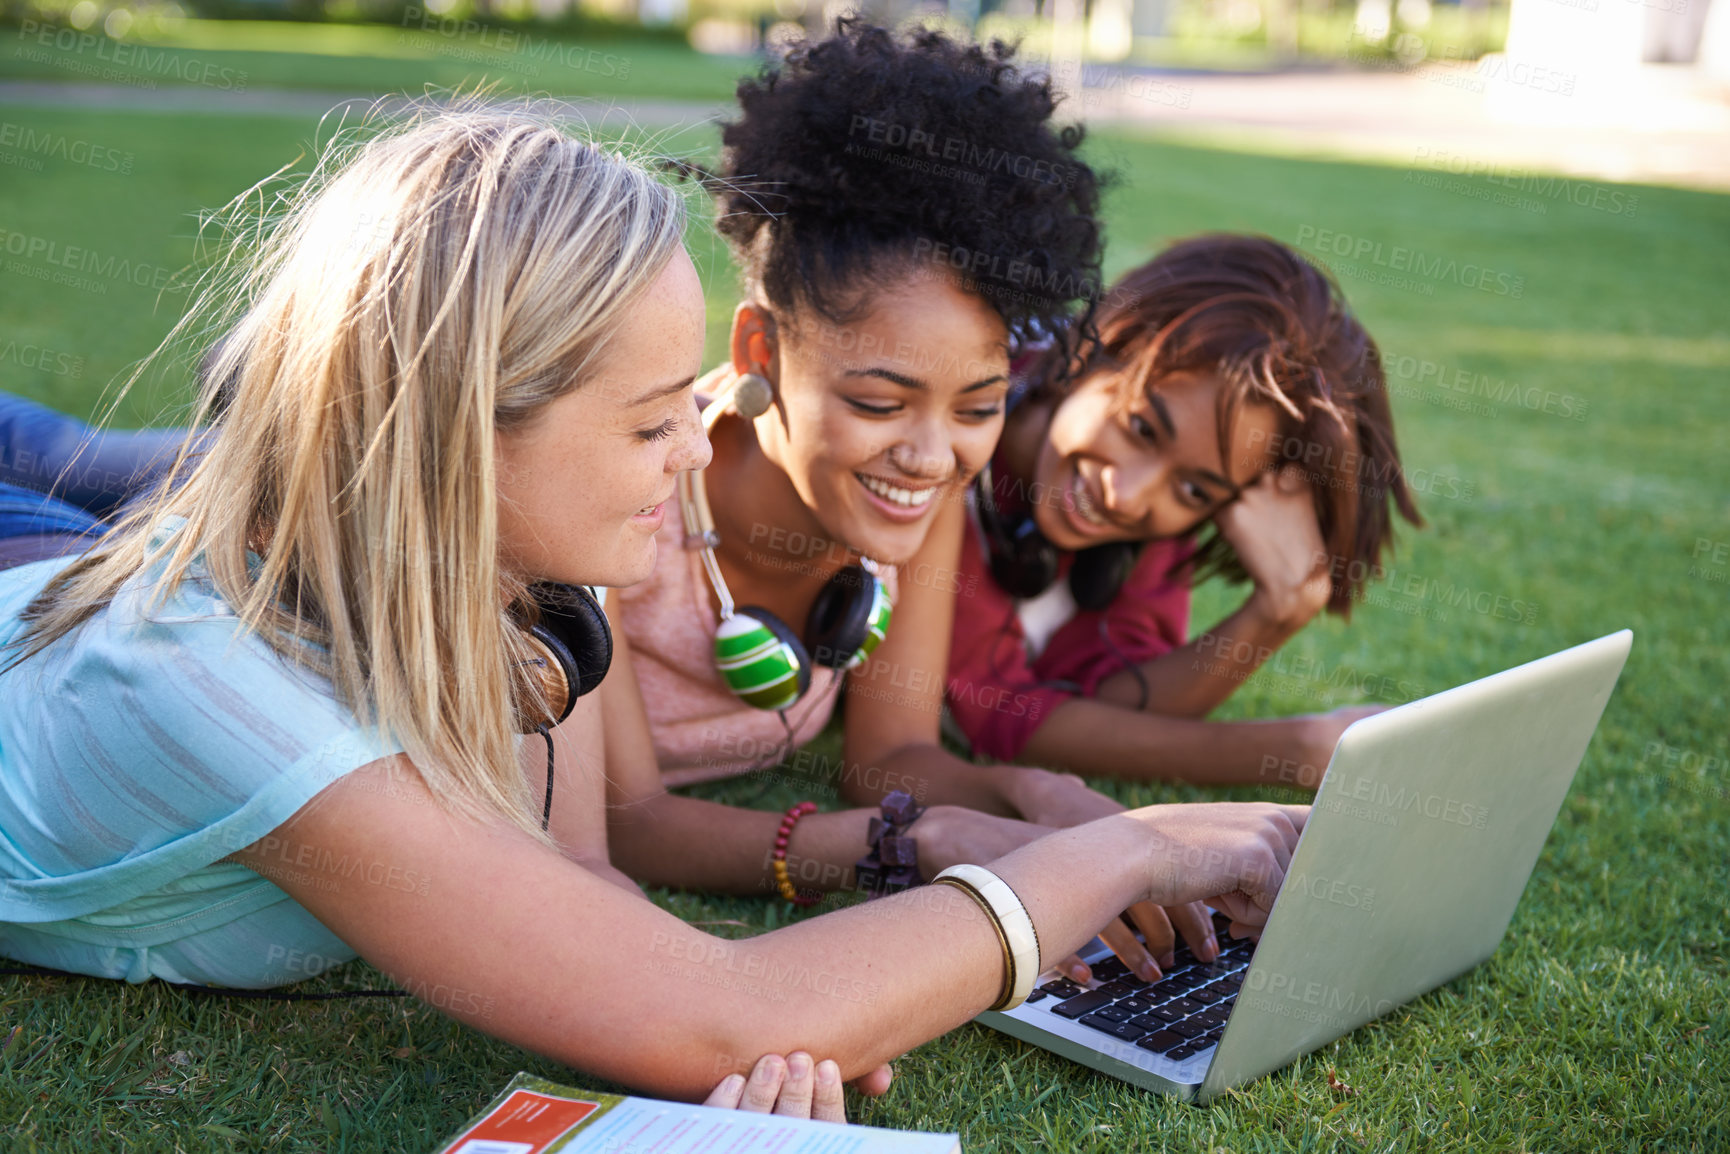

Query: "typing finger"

xmin=1051 ymin=952 xmax=1094 ymax=985
xmin=1165 ymin=900 xmax=1219 ymax=961
xmin=1100 ymin=915 xmax=1162 ymax=983
xmin=1211 ymin=891 xmax=1270 ymax=938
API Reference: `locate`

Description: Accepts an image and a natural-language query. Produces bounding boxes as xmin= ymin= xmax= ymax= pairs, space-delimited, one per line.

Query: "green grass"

xmin=2 ymin=97 xmax=1727 ymax=1152
xmin=0 ymin=16 xmax=751 ymax=101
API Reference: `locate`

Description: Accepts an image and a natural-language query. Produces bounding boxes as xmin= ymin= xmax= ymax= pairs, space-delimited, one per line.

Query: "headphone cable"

xmin=539 ymin=722 xmax=556 ymax=832
xmin=0 ymin=962 xmax=408 ymax=1000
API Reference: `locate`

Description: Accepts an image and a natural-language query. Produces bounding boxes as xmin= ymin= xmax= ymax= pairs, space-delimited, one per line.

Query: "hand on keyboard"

xmin=1023 ymin=911 xmax=1256 ymax=1064
xmin=1007 ymin=777 xmax=1228 ymax=984
xmin=1053 ymin=898 xmax=1221 ymax=986
xmin=1128 ymin=801 xmax=1309 ymax=938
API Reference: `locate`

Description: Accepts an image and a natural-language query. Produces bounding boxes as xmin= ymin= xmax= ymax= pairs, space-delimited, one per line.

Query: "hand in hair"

xmin=1212 ymin=465 xmax=1333 ymax=631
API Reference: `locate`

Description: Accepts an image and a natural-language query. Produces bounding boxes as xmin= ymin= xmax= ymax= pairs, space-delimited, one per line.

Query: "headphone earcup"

xmin=1068 ymin=542 xmax=1141 ymax=612
xmin=521 ymin=623 xmax=579 ymax=730
xmin=714 ymin=607 xmax=812 ymax=711
xmin=988 ymin=518 xmax=1061 ymax=600
xmin=523 ymin=583 xmax=614 ymax=728
xmin=805 ymin=565 xmax=891 ymax=670
xmin=974 ymin=473 xmax=1061 ymax=600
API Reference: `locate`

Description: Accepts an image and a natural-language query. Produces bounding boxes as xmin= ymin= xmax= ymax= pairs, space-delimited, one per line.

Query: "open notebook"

xmin=435 ymin=1071 xmax=961 ymax=1154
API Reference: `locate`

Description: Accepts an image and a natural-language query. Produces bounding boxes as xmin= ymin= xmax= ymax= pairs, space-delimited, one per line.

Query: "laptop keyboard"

xmin=1020 ymin=916 xmax=1256 ymax=1063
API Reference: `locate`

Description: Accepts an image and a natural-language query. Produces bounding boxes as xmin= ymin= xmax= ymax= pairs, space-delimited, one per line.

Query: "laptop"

xmin=975 ymin=629 xmax=1633 ymax=1103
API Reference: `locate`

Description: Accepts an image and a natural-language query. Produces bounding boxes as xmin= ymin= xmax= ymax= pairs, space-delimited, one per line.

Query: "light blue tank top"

xmin=0 ymin=516 xmax=402 ymax=987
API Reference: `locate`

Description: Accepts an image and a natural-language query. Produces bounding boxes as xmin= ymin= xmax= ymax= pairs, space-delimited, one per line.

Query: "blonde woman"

xmin=0 ymin=24 xmax=1219 ymax=991
xmin=0 ymin=107 xmax=1306 ymax=1120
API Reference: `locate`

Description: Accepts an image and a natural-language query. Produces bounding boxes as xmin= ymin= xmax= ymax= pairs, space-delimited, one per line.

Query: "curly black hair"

xmin=711 ymin=19 xmax=1105 ymax=341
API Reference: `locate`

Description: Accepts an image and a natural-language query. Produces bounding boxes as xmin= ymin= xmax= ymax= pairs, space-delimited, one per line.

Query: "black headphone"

xmin=510 ymin=582 xmax=613 ymax=833
xmin=972 ymin=464 xmax=1141 ymax=613
xmin=511 ymin=582 xmax=613 ymax=732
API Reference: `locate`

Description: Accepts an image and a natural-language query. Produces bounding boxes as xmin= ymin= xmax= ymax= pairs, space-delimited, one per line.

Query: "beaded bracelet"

xmin=771 ymin=801 xmax=822 ymax=907
xmin=853 ymin=789 xmax=926 ymax=899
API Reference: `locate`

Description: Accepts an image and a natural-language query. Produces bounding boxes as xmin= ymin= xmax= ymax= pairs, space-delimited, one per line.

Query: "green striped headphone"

xmin=679 ymin=373 xmax=893 ymax=712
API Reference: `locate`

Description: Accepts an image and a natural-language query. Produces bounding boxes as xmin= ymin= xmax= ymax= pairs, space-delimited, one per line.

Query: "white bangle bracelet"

xmin=933 ymin=864 xmax=1041 ymax=1011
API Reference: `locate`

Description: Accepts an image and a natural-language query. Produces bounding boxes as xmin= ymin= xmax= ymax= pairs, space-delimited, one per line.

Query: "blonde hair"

xmin=12 ymin=102 xmax=687 ymax=843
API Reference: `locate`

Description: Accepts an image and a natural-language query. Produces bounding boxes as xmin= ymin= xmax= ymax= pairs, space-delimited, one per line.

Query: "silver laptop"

xmin=976 ymin=630 xmax=1632 ymax=1103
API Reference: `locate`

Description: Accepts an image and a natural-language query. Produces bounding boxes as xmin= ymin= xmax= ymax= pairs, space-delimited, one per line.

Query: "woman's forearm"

xmin=263 ymin=759 xmax=1302 ymax=1100
xmin=261 ymin=759 xmax=1182 ymax=1099
xmin=607 ymin=792 xmax=873 ymax=895
xmin=644 ymin=811 xmax=1161 ymax=1091
xmin=843 ymin=739 xmax=1057 ymax=823
xmin=1021 ymin=697 xmax=1322 ymax=786
xmin=1094 ymin=595 xmax=1308 ymax=719
xmin=608 ymin=790 xmax=1062 ymax=898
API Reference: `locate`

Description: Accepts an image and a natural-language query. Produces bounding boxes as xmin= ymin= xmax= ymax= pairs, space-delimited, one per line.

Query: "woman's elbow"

xmin=551 ymin=1026 xmax=745 ymax=1104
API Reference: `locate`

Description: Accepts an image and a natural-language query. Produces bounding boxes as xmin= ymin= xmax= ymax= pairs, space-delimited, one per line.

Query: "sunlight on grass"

xmin=1437 ymin=326 xmax=1730 ymax=367
xmin=1 ymin=17 xmax=748 ymax=99
xmin=127 ymin=17 xmax=440 ymax=60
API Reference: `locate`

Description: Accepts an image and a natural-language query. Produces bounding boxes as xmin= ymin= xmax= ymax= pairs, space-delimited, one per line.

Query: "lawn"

xmin=0 ymin=91 xmax=1727 ymax=1153
xmin=0 ymin=16 xmax=749 ymax=102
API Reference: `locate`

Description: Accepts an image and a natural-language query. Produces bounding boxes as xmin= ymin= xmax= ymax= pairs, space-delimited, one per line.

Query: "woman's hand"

xmin=914 ymin=805 xmax=1055 ymax=879
xmin=1010 ymin=769 xmax=1127 ymax=831
xmin=1213 ymin=465 xmax=1332 ymax=630
xmin=1281 ymin=704 xmax=1388 ymax=790
xmin=928 ymin=786 xmax=1220 ymax=985
xmin=1128 ymin=801 xmax=1310 ymax=940
xmin=702 ymin=1052 xmax=893 ymax=1122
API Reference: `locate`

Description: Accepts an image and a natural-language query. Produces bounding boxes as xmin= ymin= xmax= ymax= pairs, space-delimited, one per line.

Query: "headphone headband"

xmin=973 ymin=462 xmax=1142 ymax=612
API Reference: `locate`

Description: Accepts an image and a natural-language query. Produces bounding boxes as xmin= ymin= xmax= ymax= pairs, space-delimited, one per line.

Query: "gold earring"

xmin=734 ymin=372 xmax=773 ymax=419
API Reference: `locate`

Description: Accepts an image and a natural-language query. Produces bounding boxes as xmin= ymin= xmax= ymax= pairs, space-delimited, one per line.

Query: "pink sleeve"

xmin=945 ymin=518 xmax=1082 ymax=762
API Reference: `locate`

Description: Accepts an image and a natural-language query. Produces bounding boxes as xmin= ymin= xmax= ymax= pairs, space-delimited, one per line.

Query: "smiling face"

xmin=749 ymin=271 xmax=1011 ymax=565
xmin=496 ymin=249 xmax=711 ymax=588
xmin=1029 ymin=367 xmax=1282 ymax=550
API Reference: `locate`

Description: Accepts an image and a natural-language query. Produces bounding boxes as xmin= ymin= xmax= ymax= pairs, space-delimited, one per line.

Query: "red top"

xmin=946 ymin=499 xmax=1194 ymax=761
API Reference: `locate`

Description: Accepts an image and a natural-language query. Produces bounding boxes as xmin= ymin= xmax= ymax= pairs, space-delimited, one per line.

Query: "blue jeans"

xmin=0 ymin=392 xmax=189 ymax=544
xmin=0 ymin=483 xmax=104 ymax=540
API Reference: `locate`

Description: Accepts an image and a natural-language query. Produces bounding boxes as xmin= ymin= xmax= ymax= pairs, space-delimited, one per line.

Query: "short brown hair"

xmin=1031 ymin=233 xmax=1422 ymax=615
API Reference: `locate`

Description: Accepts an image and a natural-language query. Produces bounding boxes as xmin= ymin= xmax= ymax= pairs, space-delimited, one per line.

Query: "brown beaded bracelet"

xmin=771 ymin=801 xmax=822 ymax=906
xmin=854 ymin=789 xmax=925 ymax=899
